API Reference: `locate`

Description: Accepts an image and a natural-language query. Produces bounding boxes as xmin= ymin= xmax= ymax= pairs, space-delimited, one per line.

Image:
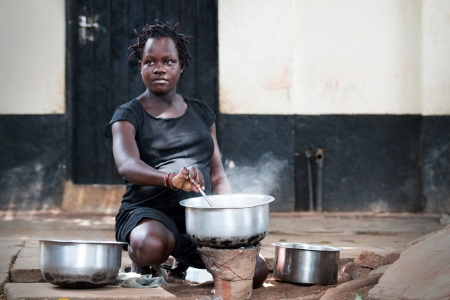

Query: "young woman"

xmin=105 ymin=21 xmax=268 ymax=288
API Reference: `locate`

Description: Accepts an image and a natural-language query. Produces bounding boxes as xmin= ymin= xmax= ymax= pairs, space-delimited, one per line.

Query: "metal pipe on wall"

xmin=305 ymin=147 xmax=325 ymax=212
xmin=305 ymin=150 xmax=314 ymax=212
xmin=315 ymin=148 xmax=324 ymax=212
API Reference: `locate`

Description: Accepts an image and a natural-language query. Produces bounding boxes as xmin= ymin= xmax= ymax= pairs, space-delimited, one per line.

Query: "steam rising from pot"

xmin=224 ymin=152 xmax=288 ymax=195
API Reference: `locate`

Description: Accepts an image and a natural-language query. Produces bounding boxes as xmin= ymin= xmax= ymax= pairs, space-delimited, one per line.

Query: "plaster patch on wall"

xmin=262 ymin=67 xmax=290 ymax=90
xmin=219 ymin=66 xmax=292 ymax=115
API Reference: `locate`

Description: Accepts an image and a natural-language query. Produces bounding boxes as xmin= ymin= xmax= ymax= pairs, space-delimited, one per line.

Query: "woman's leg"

xmin=127 ymin=218 xmax=187 ymax=283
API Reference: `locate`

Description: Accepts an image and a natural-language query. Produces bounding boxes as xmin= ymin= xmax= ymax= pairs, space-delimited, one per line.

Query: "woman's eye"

xmin=146 ymin=61 xmax=154 ymax=65
xmin=165 ymin=60 xmax=174 ymax=65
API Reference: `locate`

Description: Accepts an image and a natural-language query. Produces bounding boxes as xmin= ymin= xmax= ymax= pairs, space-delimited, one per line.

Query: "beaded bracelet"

xmin=168 ymin=173 xmax=179 ymax=190
xmin=163 ymin=173 xmax=170 ymax=187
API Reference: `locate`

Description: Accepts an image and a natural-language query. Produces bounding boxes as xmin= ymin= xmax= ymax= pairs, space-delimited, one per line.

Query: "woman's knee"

xmin=129 ymin=235 xmax=164 ymax=264
xmin=128 ymin=219 xmax=175 ymax=265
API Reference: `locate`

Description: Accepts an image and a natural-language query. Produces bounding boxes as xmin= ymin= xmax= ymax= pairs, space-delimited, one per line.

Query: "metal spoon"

xmin=193 ymin=180 xmax=214 ymax=207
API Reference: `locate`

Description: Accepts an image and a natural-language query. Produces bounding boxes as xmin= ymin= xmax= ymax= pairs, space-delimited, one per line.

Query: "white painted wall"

xmin=0 ymin=0 xmax=65 ymax=115
xmin=292 ymin=0 xmax=421 ymax=115
xmin=1 ymin=1 xmax=448 ymax=116
xmin=219 ymin=0 xmax=450 ymax=115
xmin=422 ymin=0 xmax=450 ymax=116
xmin=219 ymin=0 xmax=293 ymax=115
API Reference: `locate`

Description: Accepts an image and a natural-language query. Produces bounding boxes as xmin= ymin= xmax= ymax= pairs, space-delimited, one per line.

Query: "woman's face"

xmin=139 ymin=37 xmax=182 ymax=95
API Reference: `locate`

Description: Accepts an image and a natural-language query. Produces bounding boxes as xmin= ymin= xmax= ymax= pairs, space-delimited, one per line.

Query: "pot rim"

xmin=272 ymin=242 xmax=343 ymax=252
xmin=38 ymin=239 xmax=127 ymax=245
xmin=180 ymin=194 xmax=275 ymax=208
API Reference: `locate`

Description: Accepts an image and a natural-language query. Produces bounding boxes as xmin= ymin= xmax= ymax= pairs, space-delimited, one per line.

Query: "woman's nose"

xmin=153 ymin=62 xmax=166 ymax=73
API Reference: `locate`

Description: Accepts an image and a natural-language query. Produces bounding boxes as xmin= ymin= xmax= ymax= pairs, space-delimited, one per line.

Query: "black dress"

xmin=105 ymin=96 xmax=215 ymax=268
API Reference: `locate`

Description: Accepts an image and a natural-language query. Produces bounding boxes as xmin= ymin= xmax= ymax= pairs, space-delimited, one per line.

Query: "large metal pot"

xmin=272 ymin=242 xmax=343 ymax=285
xmin=180 ymin=194 xmax=274 ymax=248
xmin=39 ymin=239 xmax=127 ymax=288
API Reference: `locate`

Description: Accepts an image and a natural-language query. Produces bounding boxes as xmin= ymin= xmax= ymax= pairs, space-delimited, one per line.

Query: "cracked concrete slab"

xmin=0 ymin=211 xmax=446 ymax=299
xmin=0 ymin=240 xmax=24 ymax=288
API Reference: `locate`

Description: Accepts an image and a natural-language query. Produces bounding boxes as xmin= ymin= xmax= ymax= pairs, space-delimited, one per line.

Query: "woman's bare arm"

xmin=111 ymin=120 xmax=203 ymax=191
xmin=209 ymin=123 xmax=232 ymax=194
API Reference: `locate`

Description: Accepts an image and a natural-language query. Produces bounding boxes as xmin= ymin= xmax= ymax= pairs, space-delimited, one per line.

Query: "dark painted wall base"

xmin=422 ymin=116 xmax=450 ymax=213
xmin=1 ymin=114 xmax=449 ymax=213
xmin=218 ymin=114 xmax=450 ymax=213
xmin=0 ymin=115 xmax=67 ymax=210
xmin=293 ymin=115 xmax=423 ymax=212
xmin=217 ymin=115 xmax=295 ymax=212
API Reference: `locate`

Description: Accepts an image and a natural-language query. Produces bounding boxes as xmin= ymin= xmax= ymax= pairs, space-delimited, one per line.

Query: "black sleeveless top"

xmin=105 ymin=97 xmax=216 ymax=212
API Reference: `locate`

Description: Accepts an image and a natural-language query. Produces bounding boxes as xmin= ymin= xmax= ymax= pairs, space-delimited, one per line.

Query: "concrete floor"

xmin=0 ymin=210 xmax=446 ymax=299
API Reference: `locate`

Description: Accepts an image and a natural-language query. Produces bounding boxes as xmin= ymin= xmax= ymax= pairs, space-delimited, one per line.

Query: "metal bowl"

xmin=272 ymin=242 xmax=343 ymax=285
xmin=39 ymin=239 xmax=127 ymax=288
xmin=180 ymin=194 xmax=275 ymax=248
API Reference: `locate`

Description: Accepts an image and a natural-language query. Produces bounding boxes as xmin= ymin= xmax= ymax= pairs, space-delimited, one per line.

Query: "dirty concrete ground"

xmin=0 ymin=210 xmax=446 ymax=299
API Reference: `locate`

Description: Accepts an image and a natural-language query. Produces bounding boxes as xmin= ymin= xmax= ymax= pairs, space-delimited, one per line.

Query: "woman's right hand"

xmin=171 ymin=166 xmax=204 ymax=192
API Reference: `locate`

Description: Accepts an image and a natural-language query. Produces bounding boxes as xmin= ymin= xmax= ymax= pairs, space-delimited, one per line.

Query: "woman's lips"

xmin=153 ymin=78 xmax=168 ymax=83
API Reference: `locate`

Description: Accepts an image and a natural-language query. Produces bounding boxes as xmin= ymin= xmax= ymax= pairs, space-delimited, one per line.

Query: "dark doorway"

xmin=66 ymin=0 xmax=218 ymax=184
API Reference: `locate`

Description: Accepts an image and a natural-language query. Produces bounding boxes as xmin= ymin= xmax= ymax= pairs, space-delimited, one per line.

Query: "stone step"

xmin=4 ymin=282 xmax=175 ymax=300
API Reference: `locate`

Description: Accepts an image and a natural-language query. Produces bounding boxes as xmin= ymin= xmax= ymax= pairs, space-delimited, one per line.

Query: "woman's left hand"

xmin=172 ymin=166 xmax=204 ymax=192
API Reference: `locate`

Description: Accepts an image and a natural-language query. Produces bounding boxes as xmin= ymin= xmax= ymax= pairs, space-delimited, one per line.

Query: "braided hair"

xmin=128 ymin=20 xmax=192 ymax=70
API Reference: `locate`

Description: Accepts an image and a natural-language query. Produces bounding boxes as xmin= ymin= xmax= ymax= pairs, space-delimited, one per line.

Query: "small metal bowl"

xmin=272 ymin=242 xmax=343 ymax=285
xmin=39 ymin=239 xmax=127 ymax=288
